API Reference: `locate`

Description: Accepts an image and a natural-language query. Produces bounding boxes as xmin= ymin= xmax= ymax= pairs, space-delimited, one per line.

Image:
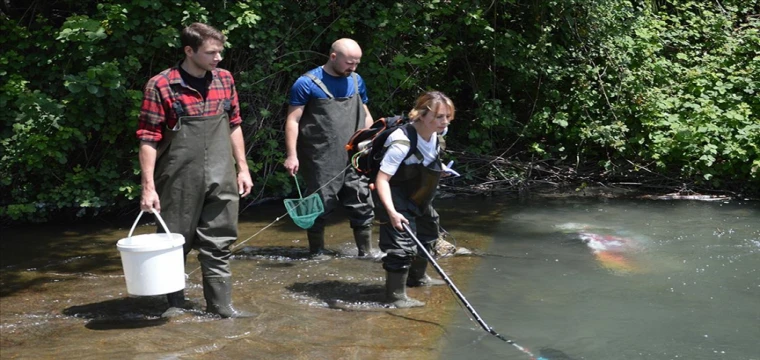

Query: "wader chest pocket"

xmin=170 ymin=100 xmax=185 ymax=131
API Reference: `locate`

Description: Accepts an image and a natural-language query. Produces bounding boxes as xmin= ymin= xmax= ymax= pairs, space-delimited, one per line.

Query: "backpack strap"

xmin=398 ymin=124 xmax=420 ymax=162
xmin=394 ymin=125 xmax=446 ymax=162
xmin=303 ymin=72 xmax=334 ymax=99
xmin=388 ymin=138 xmax=411 ymax=147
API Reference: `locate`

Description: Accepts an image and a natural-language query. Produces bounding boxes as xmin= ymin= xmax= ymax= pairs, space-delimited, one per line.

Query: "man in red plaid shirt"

xmin=136 ymin=22 xmax=253 ymax=319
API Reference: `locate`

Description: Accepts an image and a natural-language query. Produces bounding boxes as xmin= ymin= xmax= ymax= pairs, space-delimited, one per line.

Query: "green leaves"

xmin=633 ymin=0 xmax=759 ymax=182
xmin=2 ymin=0 xmax=759 ymax=223
xmin=57 ymin=16 xmax=108 ymax=42
xmin=227 ymin=2 xmax=262 ymax=31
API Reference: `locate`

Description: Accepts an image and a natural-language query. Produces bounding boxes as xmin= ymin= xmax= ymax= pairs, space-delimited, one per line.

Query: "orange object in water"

xmin=595 ymin=250 xmax=636 ymax=273
xmin=577 ymin=232 xmax=639 ymax=273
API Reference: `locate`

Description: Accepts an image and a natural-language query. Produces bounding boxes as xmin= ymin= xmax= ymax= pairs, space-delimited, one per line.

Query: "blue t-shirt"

xmin=288 ymin=66 xmax=369 ymax=106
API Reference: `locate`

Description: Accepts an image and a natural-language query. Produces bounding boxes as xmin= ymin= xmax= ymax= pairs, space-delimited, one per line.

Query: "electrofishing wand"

xmin=401 ymin=223 xmax=548 ymax=360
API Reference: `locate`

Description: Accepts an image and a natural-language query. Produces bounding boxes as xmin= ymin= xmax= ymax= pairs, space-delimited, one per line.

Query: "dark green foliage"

xmin=1 ymin=0 xmax=758 ymax=222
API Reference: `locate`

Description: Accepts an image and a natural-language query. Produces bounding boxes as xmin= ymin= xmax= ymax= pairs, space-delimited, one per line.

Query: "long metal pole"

xmin=401 ymin=222 xmax=546 ymax=360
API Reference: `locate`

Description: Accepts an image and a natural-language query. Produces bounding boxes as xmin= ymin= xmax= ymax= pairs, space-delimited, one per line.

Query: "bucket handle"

xmin=127 ymin=208 xmax=173 ymax=238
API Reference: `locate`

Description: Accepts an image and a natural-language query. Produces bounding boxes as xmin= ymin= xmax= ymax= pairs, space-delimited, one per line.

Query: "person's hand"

xmin=237 ymin=171 xmax=253 ymax=197
xmin=388 ymin=210 xmax=409 ymax=231
xmin=442 ymin=160 xmax=459 ymax=178
xmin=140 ymin=188 xmax=160 ymax=212
xmin=284 ymin=156 xmax=299 ymax=176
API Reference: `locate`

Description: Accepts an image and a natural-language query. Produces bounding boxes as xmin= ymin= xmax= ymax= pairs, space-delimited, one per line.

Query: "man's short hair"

xmin=180 ymin=22 xmax=225 ymax=52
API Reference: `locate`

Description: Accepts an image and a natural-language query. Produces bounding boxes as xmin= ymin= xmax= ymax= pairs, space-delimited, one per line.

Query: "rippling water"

xmin=2 ymin=198 xmax=757 ymax=359
xmin=439 ymin=198 xmax=760 ymax=360
xmin=0 ymin=201 xmax=496 ymax=359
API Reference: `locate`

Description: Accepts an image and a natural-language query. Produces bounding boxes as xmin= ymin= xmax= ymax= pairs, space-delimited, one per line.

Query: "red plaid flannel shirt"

xmin=136 ymin=65 xmax=242 ymax=142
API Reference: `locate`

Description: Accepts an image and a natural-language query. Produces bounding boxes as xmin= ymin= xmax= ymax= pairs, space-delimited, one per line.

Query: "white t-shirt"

xmin=379 ymin=128 xmax=439 ymax=176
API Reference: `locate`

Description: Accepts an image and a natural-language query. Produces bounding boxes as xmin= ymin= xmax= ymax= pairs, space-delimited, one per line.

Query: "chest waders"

xmin=297 ymin=72 xmax=374 ymax=257
xmin=378 ymin=153 xmax=446 ymax=308
xmin=154 ymin=96 xmax=251 ymax=318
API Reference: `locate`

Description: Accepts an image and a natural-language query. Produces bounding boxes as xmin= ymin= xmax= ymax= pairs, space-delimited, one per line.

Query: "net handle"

xmin=293 ymin=175 xmax=304 ymax=199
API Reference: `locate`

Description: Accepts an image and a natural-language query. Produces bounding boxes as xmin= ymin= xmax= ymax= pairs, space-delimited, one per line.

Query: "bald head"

xmin=330 ymin=38 xmax=362 ymax=57
xmin=325 ymin=38 xmax=363 ymax=77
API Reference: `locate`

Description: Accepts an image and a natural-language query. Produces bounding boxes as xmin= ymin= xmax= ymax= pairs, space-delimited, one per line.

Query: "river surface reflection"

xmin=2 ymin=197 xmax=757 ymax=359
xmin=439 ymin=198 xmax=759 ymax=360
xmin=0 ymin=198 xmax=498 ymax=359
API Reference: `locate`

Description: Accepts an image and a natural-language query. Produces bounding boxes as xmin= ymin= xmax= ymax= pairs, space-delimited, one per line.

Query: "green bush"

xmin=1 ymin=0 xmax=758 ymax=223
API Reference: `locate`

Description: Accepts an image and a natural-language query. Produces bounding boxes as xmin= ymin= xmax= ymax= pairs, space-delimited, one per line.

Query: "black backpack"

xmin=345 ymin=115 xmax=418 ymax=188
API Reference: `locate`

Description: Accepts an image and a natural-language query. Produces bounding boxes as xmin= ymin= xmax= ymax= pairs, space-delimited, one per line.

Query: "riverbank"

xmin=438 ymin=155 xmax=758 ymax=202
xmin=0 ymin=199 xmax=504 ymax=359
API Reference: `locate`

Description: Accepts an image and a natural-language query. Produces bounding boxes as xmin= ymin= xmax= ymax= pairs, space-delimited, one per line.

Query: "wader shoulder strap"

xmin=352 ymin=72 xmax=362 ymax=132
xmin=303 ymin=72 xmax=334 ymax=99
xmin=163 ymin=73 xmax=186 ymax=118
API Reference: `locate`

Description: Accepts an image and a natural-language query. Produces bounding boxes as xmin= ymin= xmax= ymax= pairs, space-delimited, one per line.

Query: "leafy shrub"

xmin=1 ymin=0 xmax=758 ymax=223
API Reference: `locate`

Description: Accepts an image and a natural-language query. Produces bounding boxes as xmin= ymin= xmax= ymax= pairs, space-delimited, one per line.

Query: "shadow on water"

xmin=233 ymin=245 xmax=313 ymax=260
xmin=286 ymin=280 xmax=448 ymax=331
xmin=286 ymin=280 xmax=384 ymax=305
xmin=84 ymin=318 xmax=168 ymax=331
xmin=539 ymin=347 xmax=580 ymax=360
xmin=287 ymin=280 xmax=452 ymax=329
xmin=62 ymin=296 xmax=170 ymax=330
xmin=2 ymin=198 xmax=508 ymax=358
xmin=257 ymin=261 xmax=297 ymax=268
xmin=384 ymin=311 xmax=448 ymax=330
xmin=0 ymin=198 xmax=505 ymax=298
xmin=1 ymin=252 xmax=122 ymax=297
xmin=1 ymin=220 xmax=144 ymax=297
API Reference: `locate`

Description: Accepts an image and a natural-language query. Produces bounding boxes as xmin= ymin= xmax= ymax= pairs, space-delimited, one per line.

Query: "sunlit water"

xmin=439 ymin=199 xmax=760 ymax=360
xmin=2 ymin=198 xmax=757 ymax=359
xmin=0 ymin=201 xmax=495 ymax=359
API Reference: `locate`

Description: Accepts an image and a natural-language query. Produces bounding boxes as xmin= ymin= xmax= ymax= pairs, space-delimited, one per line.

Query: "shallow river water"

xmin=439 ymin=198 xmax=759 ymax=360
xmin=1 ymin=197 xmax=758 ymax=360
xmin=1 ymin=198 xmax=498 ymax=359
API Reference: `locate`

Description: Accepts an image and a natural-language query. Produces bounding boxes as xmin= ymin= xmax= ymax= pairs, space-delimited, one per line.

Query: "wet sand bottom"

xmin=1 ymin=203 xmax=497 ymax=359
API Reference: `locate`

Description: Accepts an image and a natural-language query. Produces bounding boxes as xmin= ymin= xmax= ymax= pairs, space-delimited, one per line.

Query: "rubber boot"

xmin=353 ymin=225 xmax=373 ymax=257
xmin=307 ymin=228 xmax=330 ymax=260
xmin=407 ymin=256 xmax=446 ymax=287
xmin=203 ymin=277 xmax=254 ymax=319
xmin=385 ymin=271 xmax=425 ymax=308
xmin=161 ymin=290 xmax=187 ymax=318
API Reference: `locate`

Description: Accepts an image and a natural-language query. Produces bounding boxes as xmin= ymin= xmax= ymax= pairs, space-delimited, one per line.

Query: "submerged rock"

xmin=434 ymin=237 xmax=472 ymax=258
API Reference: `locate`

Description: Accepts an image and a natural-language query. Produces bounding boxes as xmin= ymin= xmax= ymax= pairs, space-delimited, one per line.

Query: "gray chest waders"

xmin=296 ymin=73 xmax=372 ymax=227
xmin=296 ymin=72 xmax=375 ymax=256
xmin=391 ymin=159 xmax=443 ymax=212
xmin=377 ymin=158 xmax=443 ymax=273
xmin=154 ymin=101 xmax=239 ymax=279
xmin=379 ymin=160 xmax=444 ymax=308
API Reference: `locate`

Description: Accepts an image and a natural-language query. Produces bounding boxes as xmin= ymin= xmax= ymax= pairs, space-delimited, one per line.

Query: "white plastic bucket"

xmin=116 ymin=209 xmax=185 ymax=296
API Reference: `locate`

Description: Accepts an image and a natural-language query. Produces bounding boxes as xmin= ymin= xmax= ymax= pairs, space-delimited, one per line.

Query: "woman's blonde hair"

xmin=408 ymin=91 xmax=455 ymax=122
